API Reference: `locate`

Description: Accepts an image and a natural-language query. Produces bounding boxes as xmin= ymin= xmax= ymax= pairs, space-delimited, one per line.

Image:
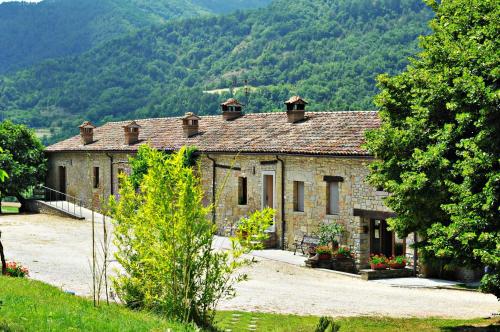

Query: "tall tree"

xmin=365 ymin=0 xmax=499 ymax=297
xmin=0 ymin=121 xmax=47 ymax=212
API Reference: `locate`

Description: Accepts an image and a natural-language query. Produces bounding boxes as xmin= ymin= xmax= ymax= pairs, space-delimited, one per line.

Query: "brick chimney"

xmin=284 ymin=96 xmax=308 ymax=123
xmin=182 ymin=112 xmax=200 ymax=138
xmin=79 ymin=121 xmax=96 ymax=145
xmin=221 ymin=98 xmax=244 ymax=121
xmin=123 ymin=120 xmax=141 ymax=145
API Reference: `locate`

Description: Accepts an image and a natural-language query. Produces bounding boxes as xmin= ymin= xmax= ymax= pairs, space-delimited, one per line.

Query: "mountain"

xmin=0 ymin=0 xmax=271 ymax=73
xmin=0 ymin=0 xmax=433 ymax=144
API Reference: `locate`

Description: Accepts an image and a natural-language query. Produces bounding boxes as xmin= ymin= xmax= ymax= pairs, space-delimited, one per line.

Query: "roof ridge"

xmin=104 ymin=110 xmax=378 ymax=124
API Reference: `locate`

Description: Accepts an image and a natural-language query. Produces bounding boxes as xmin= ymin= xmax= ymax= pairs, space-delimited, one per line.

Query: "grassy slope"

xmin=0 ymin=277 xmax=191 ymax=332
xmin=1 ymin=277 xmax=498 ymax=331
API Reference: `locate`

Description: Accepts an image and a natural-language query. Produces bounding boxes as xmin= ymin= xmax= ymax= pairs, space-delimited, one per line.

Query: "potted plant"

xmin=334 ymin=247 xmax=353 ymax=260
xmin=318 ymin=222 xmax=344 ymax=250
xmin=388 ymin=255 xmax=407 ymax=269
xmin=369 ymin=254 xmax=388 ymax=270
xmin=315 ymin=246 xmax=332 ymax=261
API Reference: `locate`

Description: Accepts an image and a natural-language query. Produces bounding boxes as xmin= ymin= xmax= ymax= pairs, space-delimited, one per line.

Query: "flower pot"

xmin=318 ymin=253 xmax=332 ymax=261
xmin=335 ymin=254 xmax=348 ymax=260
xmin=370 ymin=263 xmax=388 ymax=270
xmin=389 ymin=263 xmax=406 ymax=269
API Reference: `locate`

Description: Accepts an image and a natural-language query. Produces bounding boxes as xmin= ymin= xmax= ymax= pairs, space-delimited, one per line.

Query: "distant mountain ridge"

xmin=0 ymin=0 xmax=271 ymax=73
xmin=0 ymin=0 xmax=433 ymax=144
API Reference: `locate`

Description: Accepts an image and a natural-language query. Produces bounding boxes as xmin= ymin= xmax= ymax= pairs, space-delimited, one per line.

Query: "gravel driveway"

xmin=1 ymin=213 xmax=498 ymax=318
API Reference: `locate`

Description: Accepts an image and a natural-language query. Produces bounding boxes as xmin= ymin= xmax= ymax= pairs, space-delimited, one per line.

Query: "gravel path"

xmin=1 ymin=213 xmax=498 ymax=318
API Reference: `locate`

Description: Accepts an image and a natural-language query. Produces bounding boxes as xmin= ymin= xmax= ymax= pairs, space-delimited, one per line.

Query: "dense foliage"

xmin=0 ymin=0 xmax=432 ymax=144
xmin=365 ymin=0 xmax=499 ymax=297
xmin=109 ymin=145 xmax=269 ymax=328
xmin=0 ymin=121 xmax=46 ymax=211
xmin=0 ymin=0 xmax=271 ymax=73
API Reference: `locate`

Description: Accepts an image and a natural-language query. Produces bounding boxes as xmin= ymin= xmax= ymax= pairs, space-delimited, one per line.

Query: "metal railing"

xmin=37 ymin=185 xmax=85 ymax=218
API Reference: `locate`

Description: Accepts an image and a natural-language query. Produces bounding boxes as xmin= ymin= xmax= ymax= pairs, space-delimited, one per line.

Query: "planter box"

xmin=360 ymin=267 xmax=413 ymax=280
xmin=331 ymin=258 xmax=356 ymax=273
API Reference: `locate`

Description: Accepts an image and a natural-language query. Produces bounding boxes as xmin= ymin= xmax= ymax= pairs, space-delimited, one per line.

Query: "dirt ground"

xmin=1 ymin=213 xmax=498 ymax=318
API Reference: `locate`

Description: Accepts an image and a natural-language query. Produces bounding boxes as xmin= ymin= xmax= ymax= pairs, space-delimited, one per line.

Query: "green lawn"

xmin=1 ymin=206 xmax=19 ymax=214
xmin=1 ymin=276 xmax=498 ymax=332
xmin=0 ymin=277 xmax=192 ymax=331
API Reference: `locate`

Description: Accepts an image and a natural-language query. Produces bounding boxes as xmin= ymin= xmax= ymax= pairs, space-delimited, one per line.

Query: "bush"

xmin=235 ymin=208 xmax=275 ymax=250
xmin=109 ymin=145 xmax=267 ymax=328
xmin=480 ymin=270 xmax=500 ymax=300
xmin=5 ymin=261 xmax=29 ymax=277
xmin=315 ymin=316 xmax=340 ymax=332
xmin=318 ymin=223 xmax=344 ymax=247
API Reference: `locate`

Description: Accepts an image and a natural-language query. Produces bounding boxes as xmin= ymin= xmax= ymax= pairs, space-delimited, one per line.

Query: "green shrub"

xmin=109 ymin=145 xmax=266 ymax=328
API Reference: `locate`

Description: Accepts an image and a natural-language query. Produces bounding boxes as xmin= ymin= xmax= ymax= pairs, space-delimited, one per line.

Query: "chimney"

xmin=182 ymin=112 xmax=201 ymax=138
xmin=79 ymin=121 xmax=96 ymax=145
xmin=123 ymin=120 xmax=141 ymax=145
xmin=284 ymin=96 xmax=308 ymax=123
xmin=221 ymin=98 xmax=244 ymax=121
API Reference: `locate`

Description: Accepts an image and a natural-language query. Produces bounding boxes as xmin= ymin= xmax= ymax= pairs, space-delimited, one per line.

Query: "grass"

xmin=0 ymin=276 xmax=193 ymax=332
xmin=1 ymin=206 xmax=19 ymax=214
xmin=1 ymin=276 xmax=498 ymax=331
xmin=215 ymin=311 xmax=499 ymax=332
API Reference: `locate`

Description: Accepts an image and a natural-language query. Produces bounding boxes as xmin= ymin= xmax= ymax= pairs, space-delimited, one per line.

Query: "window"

xmin=293 ymin=181 xmax=304 ymax=212
xmin=93 ymin=167 xmax=100 ymax=189
xmin=238 ymin=177 xmax=247 ymax=205
xmin=327 ymin=181 xmax=340 ymax=215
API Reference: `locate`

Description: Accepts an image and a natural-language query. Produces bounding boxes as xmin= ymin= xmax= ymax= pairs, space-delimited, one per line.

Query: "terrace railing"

xmin=35 ymin=185 xmax=86 ymax=218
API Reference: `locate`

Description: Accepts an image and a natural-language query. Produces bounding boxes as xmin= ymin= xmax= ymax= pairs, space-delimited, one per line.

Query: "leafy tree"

xmin=0 ymin=121 xmax=47 ymax=212
xmin=365 ymin=0 xmax=499 ymax=297
xmin=109 ymin=145 xmax=270 ymax=328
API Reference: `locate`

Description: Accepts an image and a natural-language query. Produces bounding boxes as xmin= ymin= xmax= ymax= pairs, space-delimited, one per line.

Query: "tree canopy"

xmin=0 ymin=0 xmax=432 ymax=145
xmin=365 ymin=0 xmax=499 ymax=296
xmin=0 ymin=121 xmax=47 ymax=210
xmin=0 ymin=0 xmax=271 ymax=74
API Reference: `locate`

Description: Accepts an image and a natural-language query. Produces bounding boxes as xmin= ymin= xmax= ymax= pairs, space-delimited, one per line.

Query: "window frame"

xmin=238 ymin=176 xmax=248 ymax=205
xmin=293 ymin=180 xmax=305 ymax=212
xmin=93 ymin=166 xmax=100 ymax=189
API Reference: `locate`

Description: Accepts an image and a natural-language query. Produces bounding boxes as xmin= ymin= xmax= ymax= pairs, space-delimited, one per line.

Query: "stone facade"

xmin=46 ymin=150 xmax=393 ymax=268
xmin=198 ymin=153 xmax=391 ymax=267
xmin=46 ymin=151 xmax=133 ymax=210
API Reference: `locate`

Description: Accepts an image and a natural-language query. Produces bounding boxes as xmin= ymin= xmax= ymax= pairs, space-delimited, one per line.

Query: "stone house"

xmin=45 ymin=97 xmax=407 ymax=268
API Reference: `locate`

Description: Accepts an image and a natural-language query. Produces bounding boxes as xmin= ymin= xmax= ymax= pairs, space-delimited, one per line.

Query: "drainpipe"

xmin=413 ymin=232 xmax=418 ymax=277
xmin=276 ymin=155 xmax=285 ymax=250
xmin=206 ymin=155 xmax=216 ymax=224
xmin=105 ymin=153 xmax=114 ymax=196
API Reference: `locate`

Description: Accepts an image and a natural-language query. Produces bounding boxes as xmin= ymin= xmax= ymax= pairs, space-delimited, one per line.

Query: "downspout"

xmin=206 ymin=155 xmax=216 ymax=224
xmin=105 ymin=153 xmax=114 ymax=196
xmin=276 ymin=155 xmax=285 ymax=250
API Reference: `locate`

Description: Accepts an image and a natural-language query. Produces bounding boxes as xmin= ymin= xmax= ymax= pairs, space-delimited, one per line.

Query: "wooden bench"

xmin=293 ymin=235 xmax=320 ymax=255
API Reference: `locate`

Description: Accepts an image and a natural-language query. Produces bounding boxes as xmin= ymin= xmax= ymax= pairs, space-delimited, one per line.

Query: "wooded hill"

xmin=0 ymin=0 xmax=433 ymax=144
xmin=0 ymin=0 xmax=271 ymax=73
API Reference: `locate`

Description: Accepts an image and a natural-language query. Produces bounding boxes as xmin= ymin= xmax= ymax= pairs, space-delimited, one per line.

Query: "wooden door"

xmin=370 ymin=219 xmax=393 ymax=257
xmin=58 ymin=166 xmax=66 ymax=200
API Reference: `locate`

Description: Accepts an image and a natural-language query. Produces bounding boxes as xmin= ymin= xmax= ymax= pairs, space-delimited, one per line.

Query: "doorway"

xmin=262 ymin=171 xmax=275 ymax=231
xmin=58 ymin=166 xmax=66 ymax=200
xmin=370 ymin=219 xmax=393 ymax=257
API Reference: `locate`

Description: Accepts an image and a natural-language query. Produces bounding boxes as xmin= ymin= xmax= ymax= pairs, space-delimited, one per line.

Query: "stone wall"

xmin=46 ymin=151 xmax=392 ymax=267
xmin=46 ymin=151 xmax=133 ymax=210
xmin=199 ymin=154 xmax=391 ymax=267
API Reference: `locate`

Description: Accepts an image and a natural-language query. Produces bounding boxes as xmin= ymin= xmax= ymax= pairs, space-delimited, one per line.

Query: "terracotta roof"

xmin=285 ymin=96 xmax=308 ymax=104
xmin=46 ymin=111 xmax=380 ymax=156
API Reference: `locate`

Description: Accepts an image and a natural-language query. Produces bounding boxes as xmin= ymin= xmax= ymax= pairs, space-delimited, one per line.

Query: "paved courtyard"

xmin=1 ymin=213 xmax=498 ymax=318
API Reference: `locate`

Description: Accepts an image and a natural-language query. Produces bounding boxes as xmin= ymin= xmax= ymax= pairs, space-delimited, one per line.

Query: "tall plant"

xmin=109 ymin=145 xmax=263 ymax=328
xmin=365 ymin=0 xmax=499 ymax=297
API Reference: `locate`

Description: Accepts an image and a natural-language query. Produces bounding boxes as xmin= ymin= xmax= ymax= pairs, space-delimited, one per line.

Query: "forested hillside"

xmin=0 ymin=0 xmax=433 ymax=144
xmin=0 ymin=0 xmax=271 ymax=73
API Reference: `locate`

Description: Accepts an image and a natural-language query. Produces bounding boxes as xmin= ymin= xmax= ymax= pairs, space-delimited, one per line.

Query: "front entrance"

xmin=262 ymin=171 xmax=275 ymax=232
xmin=58 ymin=166 xmax=67 ymax=200
xmin=370 ymin=219 xmax=406 ymax=257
